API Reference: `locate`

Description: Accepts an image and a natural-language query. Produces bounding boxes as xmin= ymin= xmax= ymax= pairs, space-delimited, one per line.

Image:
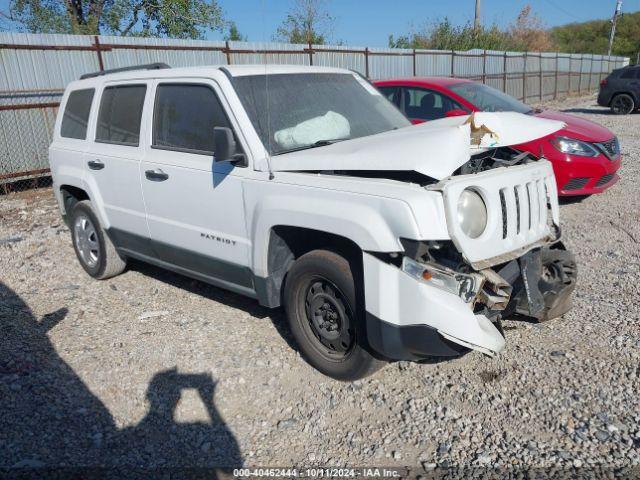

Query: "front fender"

xmin=243 ymin=180 xmax=422 ymax=276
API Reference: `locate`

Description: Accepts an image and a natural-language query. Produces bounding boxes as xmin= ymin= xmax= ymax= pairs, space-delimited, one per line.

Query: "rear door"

xmin=140 ymin=78 xmax=253 ymax=295
xmin=85 ymin=81 xmax=152 ymax=255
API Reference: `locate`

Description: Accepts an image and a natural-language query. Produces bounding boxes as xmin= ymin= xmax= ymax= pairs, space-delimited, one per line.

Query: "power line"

xmin=540 ymin=0 xmax=583 ymax=22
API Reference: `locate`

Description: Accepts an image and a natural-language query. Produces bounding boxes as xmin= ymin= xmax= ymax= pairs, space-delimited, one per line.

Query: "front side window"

xmin=449 ymin=82 xmax=532 ymax=114
xmin=60 ymin=88 xmax=94 ymax=139
xmin=153 ymin=84 xmax=231 ymax=154
xmin=402 ymin=87 xmax=467 ymax=120
xmin=96 ymin=85 xmax=146 ymax=146
xmin=232 ymin=73 xmax=410 ymax=155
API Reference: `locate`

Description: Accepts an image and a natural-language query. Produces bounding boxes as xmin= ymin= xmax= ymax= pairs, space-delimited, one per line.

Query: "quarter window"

xmin=60 ymin=88 xmax=94 ymax=139
xmin=153 ymin=84 xmax=231 ymax=154
xmin=96 ymin=85 xmax=146 ymax=146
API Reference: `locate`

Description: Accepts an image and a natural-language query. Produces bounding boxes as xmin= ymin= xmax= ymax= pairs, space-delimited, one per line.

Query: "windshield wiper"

xmin=275 ymin=138 xmax=349 ymax=155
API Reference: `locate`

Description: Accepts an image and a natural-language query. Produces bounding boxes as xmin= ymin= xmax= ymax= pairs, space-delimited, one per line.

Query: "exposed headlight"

xmin=550 ymin=136 xmax=599 ymax=157
xmin=402 ymin=257 xmax=483 ymax=304
xmin=457 ymin=188 xmax=487 ymax=239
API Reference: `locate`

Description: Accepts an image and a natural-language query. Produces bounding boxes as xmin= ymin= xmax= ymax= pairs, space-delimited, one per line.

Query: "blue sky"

xmin=1 ymin=0 xmax=639 ymax=47
xmin=214 ymin=0 xmax=640 ymax=46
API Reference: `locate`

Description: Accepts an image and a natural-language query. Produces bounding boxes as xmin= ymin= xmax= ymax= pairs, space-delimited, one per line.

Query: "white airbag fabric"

xmin=274 ymin=111 xmax=350 ymax=149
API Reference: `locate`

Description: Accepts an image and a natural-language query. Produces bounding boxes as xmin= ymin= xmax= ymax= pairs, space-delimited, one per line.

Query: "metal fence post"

xmin=589 ymin=54 xmax=594 ymax=90
xmin=364 ymin=47 xmax=369 ymax=78
xmin=308 ymin=42 xmax=313 ymax=65
xmin=93 ymin=36 xmax=104 ymax=71
xmin=225 ymin=41 xmax=231 ymax=64
xmin=539 ymin=54 xmax=543 ymax=101
xmin=554 ymin=52 xmax=559 ymax=99
xmin=451 ymin=50 xmax=455 ymax=77
xmin=578 ymin=54 xmax=583 ymax=93
xmin=522 ymin=52 xmax=527 ymax=101
xmin=412 ymin=49 xmax=416 ymax=76
xmin=503 ymin=52 xmax=508 ymax=93
xmin=481 ymin=50 xmax=486 ymax=84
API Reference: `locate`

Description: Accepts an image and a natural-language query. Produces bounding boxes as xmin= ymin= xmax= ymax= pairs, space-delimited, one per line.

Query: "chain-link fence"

xmin=0 ymin=32 xmax=630 ymax=194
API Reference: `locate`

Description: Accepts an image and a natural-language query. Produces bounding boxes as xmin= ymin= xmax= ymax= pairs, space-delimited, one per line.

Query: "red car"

xmin=374 ymin=77 xmax=621 ymax=196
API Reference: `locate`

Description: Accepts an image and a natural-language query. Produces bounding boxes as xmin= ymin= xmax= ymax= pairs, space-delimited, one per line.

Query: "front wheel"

xmin=70 ymin=200 xmax=127 ymax=280
xmin=610 ymin=94 xmax=635 ymax=115
xmin=283 ymin=250 xmax=384 ymax=381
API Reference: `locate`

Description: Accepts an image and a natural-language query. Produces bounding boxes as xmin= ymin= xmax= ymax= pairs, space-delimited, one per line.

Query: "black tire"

xmin=610 ymin=93 xmax=635 ymax=115
xmin=283 ymin=250 xmax=384 ymax=381
xmin=69 ymin=200 xmax=127 ymax=280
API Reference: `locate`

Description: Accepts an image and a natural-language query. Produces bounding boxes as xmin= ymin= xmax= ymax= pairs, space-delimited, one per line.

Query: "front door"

xmin=140 ymin=79 xmax=253 ymax=295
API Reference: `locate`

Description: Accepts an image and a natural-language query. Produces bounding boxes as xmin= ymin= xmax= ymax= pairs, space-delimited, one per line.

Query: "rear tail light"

xmin=600 ymin=79 xmax=607 ymax=87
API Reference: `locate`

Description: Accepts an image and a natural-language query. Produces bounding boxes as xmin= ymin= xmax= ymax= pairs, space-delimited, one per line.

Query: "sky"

xmin=1 ymin=0 xmax=639 ymax=47
xmin=212 ymin=0 xmax=640 ymax=46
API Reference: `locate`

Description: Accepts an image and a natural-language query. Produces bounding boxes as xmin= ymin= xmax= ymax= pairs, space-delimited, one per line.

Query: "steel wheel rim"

xmin=303 ymin=277 xmax=354 ymax=358
xmin=612 ymin=96 xmax=632 ymax=114
xmin=73 ymin=214 xmax=100 ymax=268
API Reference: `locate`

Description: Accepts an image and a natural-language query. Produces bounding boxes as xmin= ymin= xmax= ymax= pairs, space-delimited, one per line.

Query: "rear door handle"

xmin=87 ymin=160 xmax=104 ymax=170
xmin=145 ymin=169 xmax=169 ymax=181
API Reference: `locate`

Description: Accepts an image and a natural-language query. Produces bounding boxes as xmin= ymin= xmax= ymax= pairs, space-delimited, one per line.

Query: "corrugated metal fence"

xmin=0 ymin=32 xmax=630 ymax=192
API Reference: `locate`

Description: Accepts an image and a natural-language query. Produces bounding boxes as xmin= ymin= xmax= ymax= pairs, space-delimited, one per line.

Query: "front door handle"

xmin=145 ymin=169 xmax=169 ymax=181
xmin=87 ymin=160 xmax=104 ymax=170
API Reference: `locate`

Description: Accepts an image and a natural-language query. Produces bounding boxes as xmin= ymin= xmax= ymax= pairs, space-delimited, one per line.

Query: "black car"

xmin=598 ymin=65 xmax=640 ymax=115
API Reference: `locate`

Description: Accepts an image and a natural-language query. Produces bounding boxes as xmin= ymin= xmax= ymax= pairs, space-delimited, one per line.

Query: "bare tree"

xmin=508 ymin=4 xmax=552 ymax=52
xmin=275 ymin=0 xmax=334 ymax=45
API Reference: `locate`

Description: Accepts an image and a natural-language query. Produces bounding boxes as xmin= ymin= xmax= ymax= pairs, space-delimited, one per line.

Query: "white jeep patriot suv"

xmin=50 ymin=63 xmax=577 ymax=380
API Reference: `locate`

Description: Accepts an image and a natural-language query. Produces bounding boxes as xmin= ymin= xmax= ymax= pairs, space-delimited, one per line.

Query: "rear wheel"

xmin=70 ymin=200 xmax=127 ymax=280
xmin=610 ymin=94 xmax=635 ymax=115
xmin=283 ymin=250 xmax=384 ymax=381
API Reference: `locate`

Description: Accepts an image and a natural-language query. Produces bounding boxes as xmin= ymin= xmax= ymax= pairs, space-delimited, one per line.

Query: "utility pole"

xmin=607 ymin=0 xmax=622 ymax=56
xmin=474 ymin=0 xmax=481 ymax=30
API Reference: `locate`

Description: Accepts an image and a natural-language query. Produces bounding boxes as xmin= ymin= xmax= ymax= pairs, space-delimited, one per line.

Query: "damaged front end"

xmin=367 ymin=238 xmax=577 ymax=362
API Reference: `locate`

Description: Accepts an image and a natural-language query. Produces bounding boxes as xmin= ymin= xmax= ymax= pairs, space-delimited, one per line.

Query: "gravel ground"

xmin=1 ymin=93 xmax=639 ymax=475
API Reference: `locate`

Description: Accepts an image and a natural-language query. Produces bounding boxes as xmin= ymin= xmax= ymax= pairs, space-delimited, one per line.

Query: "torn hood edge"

xmin=258 ymin=112 xmax=566 ymax=181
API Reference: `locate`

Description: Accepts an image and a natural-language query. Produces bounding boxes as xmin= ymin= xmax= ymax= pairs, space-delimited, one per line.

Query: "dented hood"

xmin=262 ymin=112 xmax=565 ymax=180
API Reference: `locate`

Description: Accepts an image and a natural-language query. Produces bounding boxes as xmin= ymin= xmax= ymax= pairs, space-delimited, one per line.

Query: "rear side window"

xmin=96 ymin=85 xmax=146 ymax=146
xmin=60 ymin=88 xmax=94 ymax=139
xmin=152 ymin=84 xmax=231 ymax=154
xmin=621 ymin=68 xmax=639 ymax=79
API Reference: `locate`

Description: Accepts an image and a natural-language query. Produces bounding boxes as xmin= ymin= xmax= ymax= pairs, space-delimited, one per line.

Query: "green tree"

xmin=275 ymin=0 xmax=333 ymax=45
xmin=5 ymin=0 xmax=225 ymax=38
xmin=551 ymin=10 xmax=640 ymax=61
xmin=388 ymin=18 xmax=512 ymax=51
xmin=224 ymin=20 xmax=246 ymax=42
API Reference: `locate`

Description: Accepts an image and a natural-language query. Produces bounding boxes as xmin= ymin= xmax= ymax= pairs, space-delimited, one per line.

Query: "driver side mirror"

xmin=214 ymin=127 xmax=242 ymax=163
xmin=445 ymin=109 xmax=469 ymax=118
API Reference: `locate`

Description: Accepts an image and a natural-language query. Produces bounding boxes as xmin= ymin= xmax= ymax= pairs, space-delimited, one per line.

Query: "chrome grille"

xmin=595 ymin=137 xmax=620 ymax=160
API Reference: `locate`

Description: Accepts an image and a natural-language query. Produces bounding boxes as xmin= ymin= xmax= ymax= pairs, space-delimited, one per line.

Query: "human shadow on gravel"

xmin=0 ymin=281 xmax=241 ymax=476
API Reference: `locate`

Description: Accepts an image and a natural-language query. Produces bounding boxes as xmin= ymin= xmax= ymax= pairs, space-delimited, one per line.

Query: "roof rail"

xmin=80 ymin=63 xmax=171 ymax=80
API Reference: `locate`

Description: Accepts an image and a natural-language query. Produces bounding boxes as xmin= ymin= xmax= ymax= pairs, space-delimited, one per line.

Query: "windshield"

xmin=449 ymin=82 xmax=532 ymax=114
xmin=232 ymin=73 xmax=410 ymax=155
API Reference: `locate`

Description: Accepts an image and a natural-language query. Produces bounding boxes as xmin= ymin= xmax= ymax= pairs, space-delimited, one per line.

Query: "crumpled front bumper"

xmin=362 ymin=252 xmax=505 ymax=361
xmin=362 ymin=242 xmax=577 ymax=361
